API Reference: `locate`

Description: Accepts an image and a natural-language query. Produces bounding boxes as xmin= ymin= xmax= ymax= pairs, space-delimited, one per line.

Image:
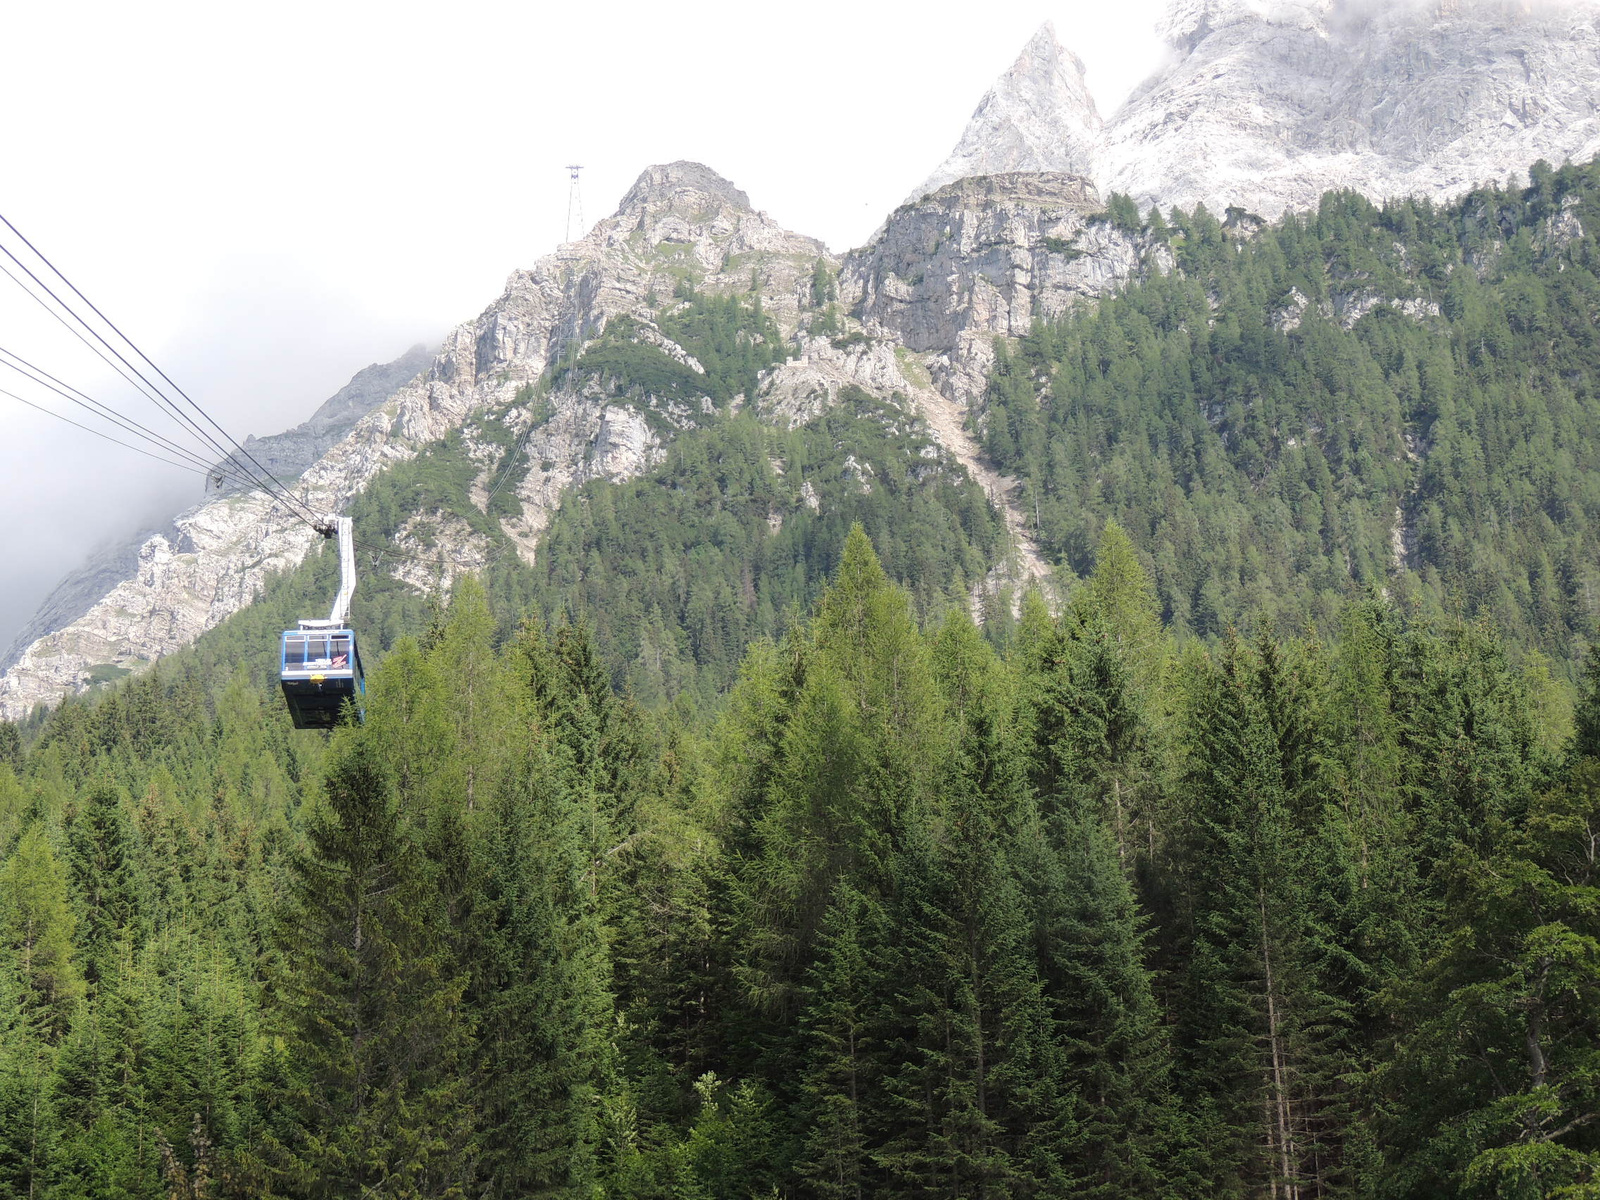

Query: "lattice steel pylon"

xmin=565 ymin=165 xmax=585 ymax=243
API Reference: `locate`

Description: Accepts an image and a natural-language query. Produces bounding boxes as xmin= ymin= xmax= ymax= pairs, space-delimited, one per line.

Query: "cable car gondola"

xmin=280 ymin=515 xmax=365 ymax=728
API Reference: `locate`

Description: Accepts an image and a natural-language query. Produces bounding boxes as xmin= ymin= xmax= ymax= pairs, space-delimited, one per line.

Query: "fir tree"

xmin=477 ymin=721 xmax=617 ymax=1197
xmin=795 ymin=882 xmax=885 ymax=1200
xmin=1030 ymin=811 xmax=1172 ymax=1198
xmin=1380 ymin=763 xmax=1600 ymax=1197
xmin=0 ymin=821 xmax=83 ymax=1041
xmin=1175 ymin=632 xmax=1336 ymax=1196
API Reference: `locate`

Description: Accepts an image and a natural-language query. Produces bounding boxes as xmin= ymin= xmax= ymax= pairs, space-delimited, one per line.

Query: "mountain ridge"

xmin=914 ymin=0 xmax=1600 ymax=219
xmin=11 ymin=0 xmax=1600 ymax=717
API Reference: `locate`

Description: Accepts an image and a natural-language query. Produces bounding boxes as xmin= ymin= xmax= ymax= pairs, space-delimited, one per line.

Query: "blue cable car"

xmin=280 ymin=625 xmax=365 ymax=728
xmin=280 ymin=515 xmax=366 ymax=729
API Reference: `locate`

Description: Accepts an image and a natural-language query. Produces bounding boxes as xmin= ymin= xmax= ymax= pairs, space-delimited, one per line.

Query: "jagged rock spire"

xmin=908 ymin=22 xmax=1103 ymax=204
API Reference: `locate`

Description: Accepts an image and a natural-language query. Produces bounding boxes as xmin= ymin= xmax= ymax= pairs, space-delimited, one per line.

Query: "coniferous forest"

xmin=13 ymin=163 xmax=1600 ymax=1197
xmin=2 ymin=521 xmax=1599 ymax=1199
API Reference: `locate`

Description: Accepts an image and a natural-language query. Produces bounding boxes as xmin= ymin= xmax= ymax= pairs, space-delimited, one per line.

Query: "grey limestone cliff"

xmin=847 ymin=173 xmax=1171 ymax=402
xmin=915 ymin=1 xmax=1600 ymax=220
xmin=1107 ymin=0 xmax=1600 ymax=217
xmin=213 ymin=345 xmax=435 ymax=493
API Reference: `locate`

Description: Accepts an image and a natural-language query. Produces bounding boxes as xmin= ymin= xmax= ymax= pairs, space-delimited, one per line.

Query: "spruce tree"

xmin=265 ymin=737 xmax=474 ymax=1198
xmin=731 ymin=526 xmax=945 ymax=1020
xmin=0 ymin=722 xmax=20 ymax=773
xmin=1029 ymin=811 xmax=1172 ymax=1198
xmin=65 ymin=780 xmax=140 ymax=988
xmin=1380 ymin=763 xmax=1600 ymax=1197
xmin=795 ymin=882 xmax=886 ymax=1200
xmin=0 ymin=821 xmax=83 ymax=1040
xmin=1175 ymin=632 xmax=1334 ymax=1196
xmin=477 ymin=724 xmax=616 ymax=1197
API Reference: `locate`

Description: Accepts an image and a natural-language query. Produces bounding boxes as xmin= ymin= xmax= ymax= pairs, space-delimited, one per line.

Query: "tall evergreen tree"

xmin=477 ymin=701 xmax=617 ymax=1197
xmin=795 ymin=881 xmax=888 ymax=1200
xmin=1574 ymin=642 xmax=1600 ymax=765
xmin=1380 ymin=763 xmax=1600 ymax=1197
xmin=65 ymin=781 xmax=140 ymax=988
xmin=264 ymin=738 xmax=473 ymax=1198
xmin=1175 ymin=632 xmax=1350 ymax=1197
xmin=0 ymin=821 xmax=82 ymax=1041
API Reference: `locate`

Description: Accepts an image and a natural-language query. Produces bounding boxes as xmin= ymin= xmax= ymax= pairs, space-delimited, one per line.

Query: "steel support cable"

xmin=0 ymin=384 xmax=237 ymax=478
xmin=0 ymin=212 xmax=321 ymax=526
xmin=0 ymin=246 xmax=257 ymax=478
xmin=0 ymin=257 xmax=239 ymax=466
xmin=4 ymin=211 xmax=544 ymax=574
xmin=0 ymin=242 xmax=320 ymax=531
xmin=0 ymin=245 xmax=311 ymax=521
xmin=0 ymin=345 xmax=265 ymax=489
xmin=0 ymin=262 xmax=302 ymax=506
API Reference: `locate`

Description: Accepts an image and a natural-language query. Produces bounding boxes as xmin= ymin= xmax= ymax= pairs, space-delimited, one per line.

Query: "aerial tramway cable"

xmin=0 ymin=256 xmax=249 ymax=468
xmin=0 ymin=214 xmax=323 ymax=527
xmin=0 ymin=212 xmax=305 ymax=501
xmin=0 ymin=214 xmax=536 ymax=579
xmin=0 ymin=344 xmax=265 ymax=489
xmin=0 ymin=384 xmax=251 ymax=479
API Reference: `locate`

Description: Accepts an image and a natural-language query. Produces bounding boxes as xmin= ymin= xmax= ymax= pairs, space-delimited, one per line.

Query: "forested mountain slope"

xmin=981 ymin=159 xmax=1600 ymax=659
xmin=1 ymin=525 xmax=1598 ymax=1197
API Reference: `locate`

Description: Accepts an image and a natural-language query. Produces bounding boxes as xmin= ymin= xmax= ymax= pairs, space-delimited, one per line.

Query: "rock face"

xmin=915 ymin=1 xmax=1600 ymax=219
xmin=911 ymin=23 xmax=1104 ymax=203
xmin=214 ymin=345 xmax=436 ymax=493
xmin=846 ymin=173 xmax=1171 ymax=402
xmin=1108 ymin=0 xmax=1600 ymax=217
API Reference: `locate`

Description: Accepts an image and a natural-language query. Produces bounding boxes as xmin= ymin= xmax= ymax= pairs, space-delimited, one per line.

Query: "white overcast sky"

xmin=0 ymin=0 xmax=1169 ymax=652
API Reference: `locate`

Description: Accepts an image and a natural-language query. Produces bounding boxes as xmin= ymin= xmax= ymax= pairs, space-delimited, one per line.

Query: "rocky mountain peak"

xmin=909 ymin=21 xmax=1103 ymax=204
xmin=618 ymin=161 xmax=752 ymax=215
xmin=912 ymin=0 xmax=1600 ymax=221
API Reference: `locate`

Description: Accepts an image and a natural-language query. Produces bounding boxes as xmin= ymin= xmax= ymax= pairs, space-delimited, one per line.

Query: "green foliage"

xmin=525 ymin=395 xmax=1002 ymax=706
xmin=0 ymin=822 xmax=82 ymax=1040
xmin=986 ymin=164 xmax=1600 ymax=660
xmin=564 ymin=314 xmax=709 ymax=414
xmin=4 ymin=437 xmax=1598 ymax=1198
xmin=264 ymin=736 xmax=474 ymax=1196
xmin=561 ymin=290 xmax=792 ymax=427
xmin=1090 ymin=192 xmax=1144 ymax=235
xmin=809 ymin=258 xmax=838 ymax=308
xmin=1379 ymin=765 xmax=1600 ymax=1197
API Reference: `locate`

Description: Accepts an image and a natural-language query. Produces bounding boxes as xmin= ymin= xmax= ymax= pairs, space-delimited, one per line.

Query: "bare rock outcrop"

xmin=1107 ymin=0 xmax=1600 ymax=217
xmin=916 ymin=3 xmax=1600 ymax=221
xmin=845 ymin=173 xmax=1171 ymax=402
xmin=911 ymin=23 xmax=1104 ymax=203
